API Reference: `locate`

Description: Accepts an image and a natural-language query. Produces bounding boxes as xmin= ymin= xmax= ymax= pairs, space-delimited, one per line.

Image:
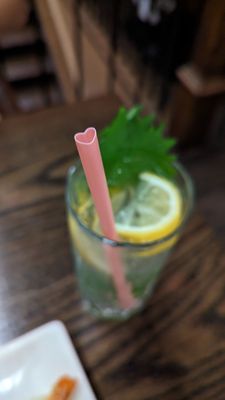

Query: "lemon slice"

xmin=70 ymin=172 xmax=182 ymax=267
xmin=68 ymin=214 xmax=108 ymax=273
xmin=115 ymin=172 xmax=182 ymax=243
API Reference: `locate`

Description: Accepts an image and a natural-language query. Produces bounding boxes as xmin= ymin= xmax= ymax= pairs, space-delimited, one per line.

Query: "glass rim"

xmin=66 ymin=161 xmax=194 ymax=249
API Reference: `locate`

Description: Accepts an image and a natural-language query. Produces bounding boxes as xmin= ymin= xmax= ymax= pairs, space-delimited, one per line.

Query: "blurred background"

xmin=0 ymin=0 xmax=224 ymax=241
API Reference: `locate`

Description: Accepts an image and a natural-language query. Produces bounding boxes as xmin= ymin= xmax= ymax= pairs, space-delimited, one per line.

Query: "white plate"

xmin=0 ymin=321 xmax=97 ymax=400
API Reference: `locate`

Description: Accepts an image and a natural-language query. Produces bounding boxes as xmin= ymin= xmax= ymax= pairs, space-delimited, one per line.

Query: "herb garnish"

xmin=100 ymin=106 xmax=176 ymax=188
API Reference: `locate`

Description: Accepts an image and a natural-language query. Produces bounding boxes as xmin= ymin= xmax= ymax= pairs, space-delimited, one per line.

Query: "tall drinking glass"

xmin=66 ymin=162 xmax=193 ymax=320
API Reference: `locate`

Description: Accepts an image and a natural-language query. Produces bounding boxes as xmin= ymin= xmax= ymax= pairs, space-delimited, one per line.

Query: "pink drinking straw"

xmin=74 ymin=127 xmax=136 ymax=309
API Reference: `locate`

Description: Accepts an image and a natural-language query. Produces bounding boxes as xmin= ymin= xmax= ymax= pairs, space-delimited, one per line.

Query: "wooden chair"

xmin=169 ymin=0 xmax=225 ymax=145
xmin=34 ymin=0 xmax=118 ymax=103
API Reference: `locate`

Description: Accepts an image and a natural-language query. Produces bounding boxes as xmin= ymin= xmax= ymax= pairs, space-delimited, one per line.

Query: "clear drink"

xmin=66 ymin=162 xmax=193 ymax=320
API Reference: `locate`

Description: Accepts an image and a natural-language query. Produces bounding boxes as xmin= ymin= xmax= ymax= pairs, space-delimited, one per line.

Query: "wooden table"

xmin=0 ymin=95 xmax=224 ymax=400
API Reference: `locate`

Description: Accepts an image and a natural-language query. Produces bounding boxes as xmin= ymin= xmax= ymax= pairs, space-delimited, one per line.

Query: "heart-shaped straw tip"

xmin=74 ymin=127 xmax=96 ymax=145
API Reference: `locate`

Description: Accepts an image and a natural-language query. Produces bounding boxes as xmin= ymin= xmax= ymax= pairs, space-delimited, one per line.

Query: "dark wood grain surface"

xmin=0 ymin=95 xmax=224 ymax=400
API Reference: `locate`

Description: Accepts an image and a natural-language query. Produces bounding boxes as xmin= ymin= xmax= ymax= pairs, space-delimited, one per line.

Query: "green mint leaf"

xmin=99 ymin=106 xmax=177 ymax=188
